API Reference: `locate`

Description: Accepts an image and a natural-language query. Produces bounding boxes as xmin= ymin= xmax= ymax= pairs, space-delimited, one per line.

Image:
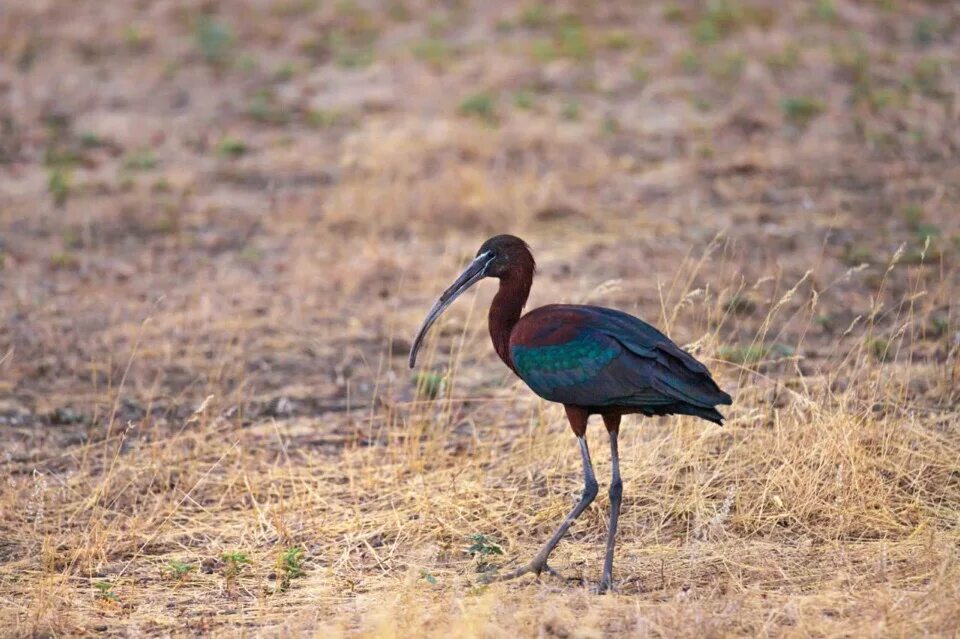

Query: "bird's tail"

xmin=687 ymin=404 xmax=727 ymax=426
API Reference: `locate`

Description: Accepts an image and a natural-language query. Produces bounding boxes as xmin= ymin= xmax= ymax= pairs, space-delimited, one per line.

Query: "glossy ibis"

xmin=409 ymin=235 xmax=732 ymax=592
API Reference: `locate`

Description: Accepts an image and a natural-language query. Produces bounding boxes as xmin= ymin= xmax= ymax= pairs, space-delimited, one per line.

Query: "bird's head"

xmin=408 ymin=235 xmax=534 ymax=368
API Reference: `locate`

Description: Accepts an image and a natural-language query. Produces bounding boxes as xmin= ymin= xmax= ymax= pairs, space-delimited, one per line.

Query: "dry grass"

xmin=2 ymin=0 xmax=960 ymax=637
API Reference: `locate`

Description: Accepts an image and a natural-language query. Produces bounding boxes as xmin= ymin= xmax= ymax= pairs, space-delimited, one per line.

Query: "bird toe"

xmin=593 ymin=576 xmax=616 ymax=594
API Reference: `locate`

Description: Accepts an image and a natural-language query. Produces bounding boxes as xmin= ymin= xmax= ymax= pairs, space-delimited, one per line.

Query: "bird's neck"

xmin=489 ymin=270 xmax=532 ymax=372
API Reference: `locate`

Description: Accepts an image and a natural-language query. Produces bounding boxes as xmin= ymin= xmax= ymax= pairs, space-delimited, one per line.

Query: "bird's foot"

xmin=593 ymin=574 xmax=615 ymax=594
xmin=480 ymin=561 xmax=565 ymax=584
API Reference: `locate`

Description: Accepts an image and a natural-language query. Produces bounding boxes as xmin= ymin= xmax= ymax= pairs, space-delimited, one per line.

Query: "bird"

xmin=408 ymin=235 xmax=732 ymax=593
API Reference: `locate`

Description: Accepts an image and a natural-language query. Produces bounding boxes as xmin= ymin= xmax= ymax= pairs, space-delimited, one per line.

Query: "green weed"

xmin=560 ymin=100 xmax=581 ymax=121
xmin=868 ymin=337 xmax=892 ymax=362
xmin=195 ymin=17 xmax=234 ymax=66
xmin=414 ymin=371 xmax=445 ymax=400
xmin=94 ymin=581 xmax=119 ymax=602
xmin=459 ymin=93 xmax=497 ymax=124
xmin=781 ymin=96 xmax=824 ymax=125
xmin=48 ymin=167 xmax=70 ymax=207
xmin=222 ymin=551 xmax=252 ymax=584
xmin=276 ymin=546 xmax=305 ymax=592
xmin=466 ymin=534 xmax=504 ymax=558
xmin=122 ymin=150 xmax=158 ymax=171
xmin=412 ymin=38 xmax=452 ymax=70
xmin=512 ymin=90 xmax=535 ymax=110
xmin=217 ymin=137 xmax=248 ymax=159
xmin=166 ymin=560 xmax=196 ymax=581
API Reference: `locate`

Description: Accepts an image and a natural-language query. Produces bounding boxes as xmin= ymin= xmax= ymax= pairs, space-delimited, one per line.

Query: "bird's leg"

xmin=598 ymin=415 xmax=622 ymax=593
xmin=487 ymin=434 xmax=598 ymax=583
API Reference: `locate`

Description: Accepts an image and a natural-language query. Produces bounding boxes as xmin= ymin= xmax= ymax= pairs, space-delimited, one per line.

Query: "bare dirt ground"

xmin=1 ymin=0 xmax=959 ymax=636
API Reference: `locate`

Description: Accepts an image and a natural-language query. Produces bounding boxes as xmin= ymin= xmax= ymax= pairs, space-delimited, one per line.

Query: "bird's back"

xmin=509 ymin=304 xmax=731 ymax=424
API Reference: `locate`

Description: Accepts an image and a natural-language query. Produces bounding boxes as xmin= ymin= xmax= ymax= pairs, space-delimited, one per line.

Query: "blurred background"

xmin=2 ymin=0 xmax=957 ymax=439
xmin=1 ymin=1 xmax=959 ymax=636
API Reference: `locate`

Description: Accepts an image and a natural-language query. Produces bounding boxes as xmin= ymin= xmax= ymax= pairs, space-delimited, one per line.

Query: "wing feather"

xmin=509 ymin=305 xmax=732 ymax=416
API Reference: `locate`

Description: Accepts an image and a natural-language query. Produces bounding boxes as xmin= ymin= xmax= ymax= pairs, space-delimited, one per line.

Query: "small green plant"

xmin=556 ymin=22 xmax=590 ymax=61
xmin=412 ymin=38 xmax=452 ymax=70
xmin=707 ymin=51 xmax=745 ymax=80
xmin=273 ymin=62 xmax=297 ymax=82
xmin=43 ymin=145 xmax=81 ymax=169
xmin=240 ymin=245 xmax=263 ymax=263
xmin=122 ymin=149 xmax=158 ymax=171
xmin=414 ymin=371 xmax=445 ymax=400
xmin=78 ymin=131 xmax=105 ymax=148
xmin=831 ymin=43 xmax=870 ymax=86
xmin=600 ymin=116 xmax=619 ymax=136
xmin=765 ymin=44 xmax=800 ymax=72
xmin=902 ymin=203 xmax=922 ymax=228
xmin=530 ymin=39 xmax=557 ymax=62
xmin=842 ymin=243 xmax=874 ymax=265
xmin=336 ymin=46 xmax=374 ymax=69
xmin=677 ymin=50 xmax=701 ymax=73
xmin=718 ymin=343 xmax=795 ymax=366
xmin=388 ymin=2 xmax=411 ymax=22
xmin=560 ymin=100 xmax=581 ymax=121
xmin=902 ymin=204 xmax=940 ymax=241
xmin=305 ymin=109 xmax=343 ymax=128
xmin=196 ymin=17 xmax=234 ymax=66
xmin=320 ymin=30 xmax=378 ymax=70
xmin=222 ymin=551 xmax=252 ymax=583
xmin=94 ymin=581 xmax=119 ymax=602
xmin=724 ymin=293 xmax=757 ymax=315
xmin=426 ymin=12 xmax=449 ymax=37
xmin=663 ymin=3 xmax=687 ymax=22
xmin=718 ymin=344 xmax=769 ymax=366
xmin=280 ymin=546 xmax=304 ymax=577
xmin=860 ymin=86 xmax=894 ymax=112
xmin=166 ymin=560 xmax=196 ymax=581
xmin=630 ymin=63 xmax=650 ymax=83
xmin=458 ymin=92 xmax=497 ymax=124
xmin=928 ymin=313 xmax=949 ymax=338
xmin=466 ymin=534 xmax=504 ymax=558
xmin=913 ymin=17 xmax=938 ymax=47
xmin=912 ymin=57 xmax=942 ymax=96
xmin=247 ymin=89 xmax=289 ymax=124
xmin=692 ymin=0 xmax=767 ymax=43
xmin=419 ymin=569 xmax=438 ymax=585
xmin=270 ymin=0 xmax=320 ymax=17
xmin=217 ymin=137 xmax=248 ymax=158
xmin=602 ymin=30 xmax=631 ymax=50
xmin=519 ymin=4 xmax=552 ymax=29
xmin=814 ymin=0 xmax=837 ymax=22
xmin=61 ymin=227 xmax=82 ymax=250
xmin=512 ymin=90 xmax=535 ymax=110
xmin=236 ymin=54 xmax=259 ymax=72
xmin=781 ymin=96 xmax=824 ymax=125
xmin=868 ymin=337 xmax=892 ymax=362
xmin=693 ymin=18 xmax=721 ymax=44
xmin=276 ymin=546 xmax=305 ymax=592
xmin=122 ymin=25 xmax=152 ymax=53
xmin=48 ymin=167 xmax=70 ymax=207
xmin=693 ymin=96 xmax=713 ymax=112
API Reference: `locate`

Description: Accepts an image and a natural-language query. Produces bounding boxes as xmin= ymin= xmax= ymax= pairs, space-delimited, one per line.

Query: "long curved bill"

xmin=409 ymin=251 xmax=494 ymax=368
